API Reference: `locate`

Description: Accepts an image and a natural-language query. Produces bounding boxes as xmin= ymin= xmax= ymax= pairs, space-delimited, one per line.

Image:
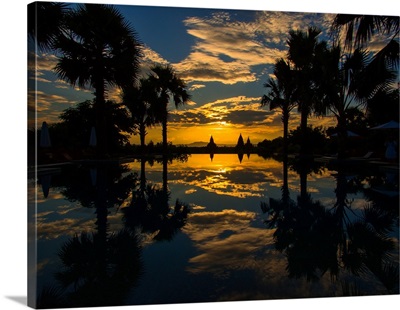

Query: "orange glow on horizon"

xmin=128 ymin=114 xmax=337 ymax=146
xmin=129 ymin=123 xmax=282 ymax=146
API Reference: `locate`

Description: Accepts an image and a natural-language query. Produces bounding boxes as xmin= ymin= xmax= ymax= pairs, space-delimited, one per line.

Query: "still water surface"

xmin=29 ymin=154 xmax=399 ymax=307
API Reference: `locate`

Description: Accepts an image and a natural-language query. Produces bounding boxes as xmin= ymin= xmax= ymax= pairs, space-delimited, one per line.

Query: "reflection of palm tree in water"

xmin=58 ymin=163 xmax=135 ymax=236
xmin=261 ymin=159 xmax=399 ymax=293
xmin=54 ymin=229 xmax=143 ymax=307
xmin=122 ymin=155 xmax=190 ymax=241
xmin=38 ymin=231 xmax=143 ymax=308
xmin=333 ymin=168 xmax=399 ymax=294
xmin=261 ymin=156 xmax=294 ymax=226
xmin=37 ymin=163 xmax=144 ymax=308
xmin=275 ymin=159 xmax=339 ymax=281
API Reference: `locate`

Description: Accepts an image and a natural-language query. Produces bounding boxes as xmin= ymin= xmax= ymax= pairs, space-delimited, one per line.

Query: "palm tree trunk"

xmin=282 ymin=156 xmax=289 ymax=203
xmin=300 ymin=107 xmax=309 ymax=157
xmin=94 ymin=77 xmax=107 ymax=157
xmin=336 ymin=115 xmax=347 ymax=160
xmin=283 ymin=109 xmax=289 ymax=156
xmin=162 ymin=119 xmax=168 ymax=154
xmin=139 ymin=121 xmax=146 ymax=153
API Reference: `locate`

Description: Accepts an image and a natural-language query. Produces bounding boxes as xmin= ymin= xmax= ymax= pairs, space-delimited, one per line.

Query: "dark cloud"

xmin=169 ymin=111 xmax=210 ymax=124
xmin=224 ymin=109 xmax=270 ymax=125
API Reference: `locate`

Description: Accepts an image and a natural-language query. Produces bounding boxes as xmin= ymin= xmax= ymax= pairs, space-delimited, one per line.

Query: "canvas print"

xmin=28 ymin=1 xmax=399 ymax=309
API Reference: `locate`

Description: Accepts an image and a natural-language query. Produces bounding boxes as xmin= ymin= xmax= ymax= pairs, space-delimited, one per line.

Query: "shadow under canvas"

xmin=6 ymin=296 xmax=27 ymax=306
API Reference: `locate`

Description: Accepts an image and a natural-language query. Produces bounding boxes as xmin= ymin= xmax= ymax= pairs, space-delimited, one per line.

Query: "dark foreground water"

xmin=28 ymin=154 xmax=399 ymax=308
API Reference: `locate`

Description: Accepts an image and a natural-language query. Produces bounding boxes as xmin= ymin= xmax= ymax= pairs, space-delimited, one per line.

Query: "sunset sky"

xmin=28 ymin=1 xmax=396 ymax=146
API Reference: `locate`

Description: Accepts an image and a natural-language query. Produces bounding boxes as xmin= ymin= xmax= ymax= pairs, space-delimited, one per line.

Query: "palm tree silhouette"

xmin=331 ymin=15 xmax=399 ymax=68
xmin=287 ymin=27 xmax=327 ymax=157
xmin=28 ymin=2 xmax=68 ymax=51
xmin=53 ymin=3 xmax=143 ymax=156
xmin=330 ymin=15 xmax=399 ymax=130
xmin=315 ymin=45 xmax=396 ymax=158
xmin=122 ymin=78 xmax=158 ymax=153
xmin=261 ymin=58 xmax=297 ymax=157
xmin=148 ymin=64 xmax=190 ymax=154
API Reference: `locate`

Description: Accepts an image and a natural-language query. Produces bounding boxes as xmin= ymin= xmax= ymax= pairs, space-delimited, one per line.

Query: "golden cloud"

xmin=172 ymin=12 xmax=288 ymax=85
xmin=28 ymin=90 xmax=76 ymax=112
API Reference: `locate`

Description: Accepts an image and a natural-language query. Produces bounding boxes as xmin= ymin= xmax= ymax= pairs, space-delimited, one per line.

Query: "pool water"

xmin=28 ymin=154 xmax=399 ymax=308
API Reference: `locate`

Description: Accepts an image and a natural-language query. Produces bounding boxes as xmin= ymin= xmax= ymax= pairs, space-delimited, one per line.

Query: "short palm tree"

xmin=122 ymin=78 xmax=158 ymax=153
xmin=148 ymin=64 xmax=190 ymax=154
xmin=261 ymin=58 xmax=297 ymax=156
xmin=54 ymin=3 xmax=143 ymax=156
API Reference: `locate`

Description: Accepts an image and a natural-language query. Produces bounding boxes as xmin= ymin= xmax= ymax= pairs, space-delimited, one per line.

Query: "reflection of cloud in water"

xmin=183 ymin=208 xmax=337 ymax=299
xmin=37 ymin=218 xmax=92 ymax=239
xmin=350 ymin=198 xmax=371 ymax=210
xmin=56 ymin=205 xmax=81 ymax=215
xmin=185 ymin=188 xmax=197 ymax=194
xmin=37 ymin=213 xmax=125 ymax=240
xmin=191 ymin=204 xmax=207 ymax=210
xmin=184 ymin=209 xmax=267 ymax=274
xmin=186 ymin=208 xmax=358 ymax=300
xmin=36 ymin=211 xmax=54 ymax=218
xmin=307 ymin=187 xmax=320 ymax=193
xmin=171 ymin=169 xmax=270 ymax=198
xmin=37 ymin=258 xmax=50 ymax=273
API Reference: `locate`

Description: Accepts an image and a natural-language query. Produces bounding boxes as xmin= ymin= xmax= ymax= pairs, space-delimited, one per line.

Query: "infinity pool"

xmin=28 ymin=154 xmax=399 ymax=308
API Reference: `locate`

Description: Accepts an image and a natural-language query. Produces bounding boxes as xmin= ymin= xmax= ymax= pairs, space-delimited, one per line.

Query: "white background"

xmin=1 ymin=0 xmax=399 ymax=309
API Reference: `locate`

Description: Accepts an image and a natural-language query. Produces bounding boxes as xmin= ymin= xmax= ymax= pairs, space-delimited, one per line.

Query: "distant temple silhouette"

xmin=204 ymin=134 xmax=253 ymax=162
xmin=235 ymin=134 xmax=253 ymax=162
xmin=207 ymin=135 xmax=217 ymax=161
xmin=236 ymin=133 xmax=245 ymax=150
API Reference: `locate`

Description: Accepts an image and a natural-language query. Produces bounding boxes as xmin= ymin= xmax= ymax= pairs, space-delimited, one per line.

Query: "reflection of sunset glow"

xmin=167 ymin=154 xmax=285 ymax=198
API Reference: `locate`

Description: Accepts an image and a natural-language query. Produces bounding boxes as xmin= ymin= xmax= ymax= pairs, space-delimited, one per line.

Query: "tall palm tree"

xmin=317 ymin=45 xmax=396 ymax=158
xmin=122 ymin=78 xmax=158 ymax=153
xmin=331 ymin=15 xmax=399 ymax=128
xmin=28 ymin=2 xmax=68 ymax=51
xmin=261 ymin=58 xmax=297 ymax=157
xmin=287 ymin=27 xmax=327 ymax=157
xmin=148 ymin=64 xmax=190 ymax=154
xmin=331 ymin=15 xmax=399 ymax=68
xmin=54 ymin=3 xmax=143 ymax=156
